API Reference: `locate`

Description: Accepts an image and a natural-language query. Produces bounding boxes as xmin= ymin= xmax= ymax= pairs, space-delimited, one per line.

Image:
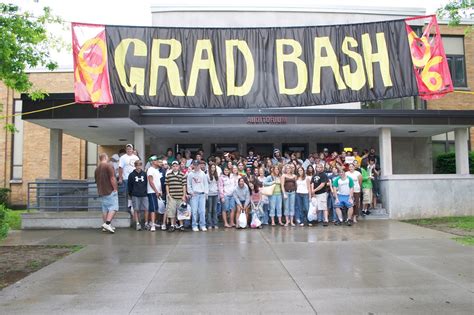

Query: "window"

xmin=86 ymin=142 xmax=98 ymax=179
xmin=11 ymin=100 xmax=24 ymax=180
xmin=442 ymin=36 xmax=467 ymax=88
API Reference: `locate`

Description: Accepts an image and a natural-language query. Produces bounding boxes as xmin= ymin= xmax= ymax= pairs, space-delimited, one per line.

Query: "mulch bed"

xmin=0 ymin=245 xmax=82 ymax=290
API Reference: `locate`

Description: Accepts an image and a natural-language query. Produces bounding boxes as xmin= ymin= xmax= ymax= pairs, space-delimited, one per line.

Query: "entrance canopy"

xmin=22 ymin=94 xmax=474 ymax=145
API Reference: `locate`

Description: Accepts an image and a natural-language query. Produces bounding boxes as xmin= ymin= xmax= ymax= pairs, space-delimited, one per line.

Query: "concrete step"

xmin=359 ymin=208 xmax=389 ymax=220
xmin=21 ymin=211 xmax=131 ymax=229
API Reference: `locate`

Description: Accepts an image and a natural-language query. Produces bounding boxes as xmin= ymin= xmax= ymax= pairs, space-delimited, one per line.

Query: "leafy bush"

xmin=0 ymin=204 xmax=9 ymax=239
xmin=0 ymin=188 xmax=11 ymax=205
xmin=435 ymin=152 xmax=474 ymax=174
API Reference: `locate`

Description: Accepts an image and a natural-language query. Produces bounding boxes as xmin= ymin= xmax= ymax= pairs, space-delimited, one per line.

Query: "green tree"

xmin=0 ymin=3 xmax=64 ymax=131
xmin=437 ymin=0 xmax=473 ymax=31
xmin=0 ymin=3 xmax=63 ymax=92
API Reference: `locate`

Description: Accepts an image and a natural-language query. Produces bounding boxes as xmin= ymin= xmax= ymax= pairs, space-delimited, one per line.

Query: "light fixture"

xmin=88 ymin=125 xmax=98 ymax=128
xmin=336 ymin=130 xmax=345 ymax=133
xmin=257 ymin=130 xmax=267 ymax=133
xmin=179 ymin=130 xmax=189 ymax=133
xmin=408 ymin=130 xmax=418 ymax=133
xmin=118 ymin=138 xmax=127 ymax=141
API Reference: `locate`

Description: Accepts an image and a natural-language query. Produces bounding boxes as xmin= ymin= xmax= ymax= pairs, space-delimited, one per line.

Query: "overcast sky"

xmin=10 ymin=0 xmax=450 ymax=69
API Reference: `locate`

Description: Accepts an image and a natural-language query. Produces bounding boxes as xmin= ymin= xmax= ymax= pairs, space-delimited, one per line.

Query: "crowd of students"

xmin=96 ymin=143 xmax=381 ymax=233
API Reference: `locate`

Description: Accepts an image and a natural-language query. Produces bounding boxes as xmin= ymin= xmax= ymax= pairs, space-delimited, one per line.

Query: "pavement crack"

xmin=259 ymin=230 xmax=318 ymax=315
xmin=128 ymin=232 xmax=183 ymax=314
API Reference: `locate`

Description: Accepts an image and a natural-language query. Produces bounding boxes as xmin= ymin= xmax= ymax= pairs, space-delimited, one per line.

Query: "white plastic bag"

xmin=307 ymin=199 xmax=318 ymax=222
xmin=177 ymin=203 xmax=191 ymax=221
xmin=250 ymin=213 xmax=262 ymax=228
xmin=238 ymin=210 xmax=248 ymax=228
xmin=157 ymin=197 xmax=166 ymax=214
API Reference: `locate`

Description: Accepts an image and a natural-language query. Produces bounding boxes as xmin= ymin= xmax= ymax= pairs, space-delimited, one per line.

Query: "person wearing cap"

xmin=146 ymin=155 xmax=162 ymax=232
xmin=165 ymin=160 xmax=187 ymax=231
xmin=127 ymin=160 xmax=149 ymax=231
xmin=118 ymin=144 xmax=139 ymax=212
xmin=187 ymin=160 xmax=209 ymax=232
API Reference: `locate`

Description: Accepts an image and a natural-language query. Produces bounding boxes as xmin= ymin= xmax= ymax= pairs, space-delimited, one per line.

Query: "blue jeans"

xmin=261 ymin=203 xmax=269 ymax=225
xmin=327 ymin=193 xmax=337 ymax=221
xmin=269 ymin=194 xmax=282 ymax=217
xmin=206 ymin=195 xmax=218 ymax=227
xmin=284 ymin=191 xmax=296 ymax=216
xmin=295 ymin=193 xmax=309 ymax=224
xmin=190 ymin=193 xmax=206 ymax=229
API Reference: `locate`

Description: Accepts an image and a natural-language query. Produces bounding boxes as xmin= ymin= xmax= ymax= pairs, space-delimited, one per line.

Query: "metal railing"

xmin=27 ymin=180 xmax=128 ymax=212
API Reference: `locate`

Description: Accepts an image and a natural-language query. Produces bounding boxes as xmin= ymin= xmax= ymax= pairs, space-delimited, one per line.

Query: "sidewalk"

xmin=0 ymin=220 xmax=473 ymax=314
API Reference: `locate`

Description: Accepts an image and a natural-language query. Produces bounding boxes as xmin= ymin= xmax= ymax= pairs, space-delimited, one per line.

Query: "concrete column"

xmin=455 ymin=128 xmax=469 ymax=175
xmin=49 ymin=129 xmax=63 ymax=179
xmin=378 ymin=127 xmax=393 ymax=176
xmin=134 ymin=128 xmax=145 ymax=161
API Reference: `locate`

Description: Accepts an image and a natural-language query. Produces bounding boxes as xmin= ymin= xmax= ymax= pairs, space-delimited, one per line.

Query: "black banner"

xmin=102 ymin=20 xmax=418 ymax=108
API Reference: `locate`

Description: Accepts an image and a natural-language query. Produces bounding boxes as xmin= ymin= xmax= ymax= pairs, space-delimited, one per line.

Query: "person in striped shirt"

xmin=165 ymin=161 xmax=187 ymax=232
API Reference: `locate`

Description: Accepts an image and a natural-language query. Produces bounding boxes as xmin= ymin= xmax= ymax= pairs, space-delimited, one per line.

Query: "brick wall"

xmin=427 ymin=24 xmax=474 ymax=148
xmin=1 ymin=72 xmax=87 ymax=206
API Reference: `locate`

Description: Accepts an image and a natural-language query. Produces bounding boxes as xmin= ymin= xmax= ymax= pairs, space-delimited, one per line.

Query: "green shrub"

xmin=435 ymin=152 xmax=474 ymax=174
xmin=0 ymin=188 xmax=11 ymax=206
xmin=0 ymin=204 xmax=9 ymax=239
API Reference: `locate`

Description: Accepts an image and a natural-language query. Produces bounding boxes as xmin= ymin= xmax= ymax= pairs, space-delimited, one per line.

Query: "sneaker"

xmin=201 ymin=227 xmax=207 ymax=232
xmin=214 ymin=226 xmax=219 ymax=229
xmin=361 ymin=211 xmax=367 ymax=216
xmin=192 ymin=227 xmax=199 ymax=232
xmin=179 ymin=225 xmax=185 ymax=231
xmin=150 ymin=225 xmax=156 ymax=232
xmin=136 ymin=223 xmax=142 ymax=231
xmin=161 ymin=224 xmax=167 ymax=231
xmin=102 ymin=223 xmax=115 ymax=233
xmin=323 ymin=221 xmax=328 ymax=227
xmin=308 ymin=223 xmax=313 ymax=227
xmin=299 ymin=223 xmax=304 ymax=227
xmin=346 ymin=219 xmax=353 ymax=226
xmin=102 ymin=227 xmax=107 ymax=232
xmin=366 ymin=210 xmax=372 ymax=215
xmin=168 ymin=225 xmax=176 ymax=232
xmin=110 ymin=225 xmax=116 ymax=231
xmin=334 ymin=220 xmax=342 ymax=226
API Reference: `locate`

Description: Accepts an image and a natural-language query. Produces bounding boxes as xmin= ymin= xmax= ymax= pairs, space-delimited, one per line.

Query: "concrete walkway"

xmin=0 ymin=220 xmax=473 ymax=314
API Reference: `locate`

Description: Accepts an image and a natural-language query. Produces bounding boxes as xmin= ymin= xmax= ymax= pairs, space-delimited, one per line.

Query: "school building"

xmin=0 ymin=3 xmax=473 ymax=221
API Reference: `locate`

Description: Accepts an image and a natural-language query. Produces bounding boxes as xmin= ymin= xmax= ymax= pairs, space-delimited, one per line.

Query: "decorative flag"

xmin=405 ymin=15 xmax=453 ymax=100
xmin=72 ymin=23 xmax=113 ymax=106
xmin=71 ymin=17 xmax=453 ymax=108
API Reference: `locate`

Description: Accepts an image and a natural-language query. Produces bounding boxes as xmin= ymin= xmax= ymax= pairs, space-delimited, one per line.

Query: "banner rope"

xmin=0 ymin=101 xmax=76 ymax=120
xmin=453 ymin=91 xmax=474 ymax=95
xmin=1 ymin=92 xmax=472 ymax=121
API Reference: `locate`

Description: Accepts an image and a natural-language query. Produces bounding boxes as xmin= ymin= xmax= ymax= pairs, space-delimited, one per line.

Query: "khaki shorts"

xmin=362 ymin=188 xmax=373 ymax=205
xmin=312 ymin=193 xmax=327 ymax=211
xmin=166 ymin=197 xmax=181 ymax=218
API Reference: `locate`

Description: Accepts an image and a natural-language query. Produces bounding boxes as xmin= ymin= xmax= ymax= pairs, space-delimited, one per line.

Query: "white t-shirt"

xmin=346 ymin=171 xmax=361 ymax=193
xmin=119 ymin=154 xmax=139 ymax=180
xmin=147 ymin=166 xmax=162 ymax=194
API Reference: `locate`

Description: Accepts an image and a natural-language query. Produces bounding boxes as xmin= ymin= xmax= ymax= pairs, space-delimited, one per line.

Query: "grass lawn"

xmin=6 ymin=210 xmax=33 ymax=230
xmin=403 ymin=216 xmax=474 ymax=246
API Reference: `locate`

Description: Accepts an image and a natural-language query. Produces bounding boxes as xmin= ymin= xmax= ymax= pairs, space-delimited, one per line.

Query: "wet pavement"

xmin=0 ymin=220 xmax=473 ymax=314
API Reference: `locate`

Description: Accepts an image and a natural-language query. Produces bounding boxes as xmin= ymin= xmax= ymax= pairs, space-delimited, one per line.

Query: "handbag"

xmin=261 ymin=184 xmax=275 ymax=196
xmin=157 ymin=197 xmax=166 ymax=214
xmin=308 ymin=200 xmax=318 ymax=222
xmin=250 ymin=213 xmax=262 ymax=228
xmin=238 ymin=209 xmax=248 ymax=228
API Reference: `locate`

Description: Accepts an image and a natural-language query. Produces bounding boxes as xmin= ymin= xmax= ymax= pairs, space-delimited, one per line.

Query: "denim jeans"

xmin=284 ymin=191 xmax=296 ymax=216
xmin=190 ymin=193 xmax=206 ymax=229
xmin=261 ymin=203 xmax=269 ymax=224
xmin=327 ymin=193 xmax=337 ymax=221
xmin=206 ymin=195 xmax=218 ymax=227
xmin=295 ymin=193 xmax=309 ymax=224
xmin=269 ymin=194 xmax=282 ymax=217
